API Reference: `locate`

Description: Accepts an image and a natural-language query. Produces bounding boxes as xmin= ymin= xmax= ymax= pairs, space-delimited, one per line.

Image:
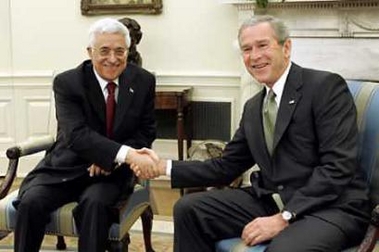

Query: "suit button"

xmin=62 ymin=178 xmax=67 ymax=182
xmin=277 ymin=185 xmax=284 ymax=190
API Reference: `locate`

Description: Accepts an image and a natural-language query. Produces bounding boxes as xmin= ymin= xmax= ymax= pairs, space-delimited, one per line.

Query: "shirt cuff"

xmin=166 ymin=160 xmax=172 ymax=176
xmin=116 ymin=145 xmax=130 ymax=164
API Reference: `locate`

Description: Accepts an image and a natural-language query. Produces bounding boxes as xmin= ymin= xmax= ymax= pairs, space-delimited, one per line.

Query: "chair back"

xmin=47 ymin=90 xmax=57 ymax=137
xmin=347 ymin=80 xmax=379 ymax=206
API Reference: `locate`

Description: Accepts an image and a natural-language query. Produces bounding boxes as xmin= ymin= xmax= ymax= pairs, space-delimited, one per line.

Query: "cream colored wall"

xmin=0 ymin=0 xmax=11 ymax=72
xmin=9 ymin=0 xmax=240 ymax=75
xmin=0 ymin=0 xmax=243 ymax=175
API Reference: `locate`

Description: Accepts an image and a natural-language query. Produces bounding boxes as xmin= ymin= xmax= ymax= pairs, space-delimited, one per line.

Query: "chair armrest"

xmin=357 ymin=205 xmax=379 ymax=252
xmin=0 ymin=136 xmax=55 ymax=199
xmin=6 ymin=135 xmax=55 ymax=159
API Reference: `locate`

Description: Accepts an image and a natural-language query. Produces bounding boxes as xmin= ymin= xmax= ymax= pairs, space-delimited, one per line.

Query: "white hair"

xmin=88 ymin=18 xmax=131 ymax=48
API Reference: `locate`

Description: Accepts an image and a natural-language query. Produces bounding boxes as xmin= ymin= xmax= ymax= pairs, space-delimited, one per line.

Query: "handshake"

xmin=126 ymin=148 xmax=166 ymax=179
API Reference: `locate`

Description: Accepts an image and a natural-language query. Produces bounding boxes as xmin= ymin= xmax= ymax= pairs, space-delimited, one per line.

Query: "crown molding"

xmin=224 ymin=0 xmax=379 ymax=10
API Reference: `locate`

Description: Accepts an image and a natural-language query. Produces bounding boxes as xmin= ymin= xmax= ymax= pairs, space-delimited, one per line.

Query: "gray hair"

xmin=238 ymin=15 xmax=290 ymax=45
xmin=88 ymin=18 xmax=131 ymax=48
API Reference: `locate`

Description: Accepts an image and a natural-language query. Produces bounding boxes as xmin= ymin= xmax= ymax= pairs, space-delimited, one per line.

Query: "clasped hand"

xmin=126 ymin=148 xmax=164 ymax=179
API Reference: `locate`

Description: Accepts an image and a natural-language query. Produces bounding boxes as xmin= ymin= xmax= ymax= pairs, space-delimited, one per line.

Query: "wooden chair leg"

xmin=56 ymin=235 xmax=67 ymax=250
xmin=357 ymin=206 xmax=379 ymax=252
xmin=0 ymin=231 xmax=11 ymax=240
xmin=141 ymin=205 xmax=155 ymax=252
xmin=108 ymin=234 xmax=130 ymax=252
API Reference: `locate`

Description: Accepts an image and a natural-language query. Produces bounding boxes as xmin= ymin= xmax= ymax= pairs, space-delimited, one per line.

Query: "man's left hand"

xmin=241 ymin=213 xmax=288 ymax=246
xmin=88 ymin=164 xmax=111 ymax=177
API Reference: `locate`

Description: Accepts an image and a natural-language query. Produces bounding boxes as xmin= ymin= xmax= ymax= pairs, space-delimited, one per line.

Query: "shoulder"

xmin=126 ymin=62 xmax=155 ymax=79
xmin=53 ymin=61 xmax=90 ymax=93
xmin=288 ymin=63 xmax=347 ymax=97
xmin=54 ymin=60 xmax=90 ymax=82
xmin=123 ymin=63 xmax=156 ymax=89
xmin=296 ymin=64 xmax=345 ymax=86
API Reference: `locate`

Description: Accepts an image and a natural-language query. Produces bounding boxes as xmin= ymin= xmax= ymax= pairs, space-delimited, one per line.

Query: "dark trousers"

xmin=14 ymin=174 xmax=124 ymax=252
xmin=173 ymin=187 xmax=364 ymax=252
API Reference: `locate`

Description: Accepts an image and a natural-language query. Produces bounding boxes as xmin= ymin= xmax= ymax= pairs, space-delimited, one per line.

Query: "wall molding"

xmin=0 ymin=71 xmax=241 ymax=88
xmin=225 ymin=1 xmax=379 ymax=38
xmin=224 ymin=0 xmax=379 ymax=10
xmin=0 ymin=71 xmax=54 ymax=87
xmin=155 ymin=72 xmax=241 ymax=88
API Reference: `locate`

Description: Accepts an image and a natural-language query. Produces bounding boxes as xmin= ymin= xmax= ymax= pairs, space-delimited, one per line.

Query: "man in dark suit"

xmin=135 ymin=15 xmax=371 ymax=251
xmin=13 ymin=18 xmax=156 ymax=252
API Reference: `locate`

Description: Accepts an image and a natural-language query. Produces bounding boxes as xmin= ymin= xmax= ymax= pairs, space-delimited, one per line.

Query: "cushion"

xmin=215 ymin=238 xmax=379 ymax=252
xmin=0 ymin=184 xmax=149 ymax=240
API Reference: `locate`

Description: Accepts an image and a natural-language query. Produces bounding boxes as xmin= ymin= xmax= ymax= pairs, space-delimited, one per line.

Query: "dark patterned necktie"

xmin=106 ymin=82 xmax=116 ymax=138
xmin=263 ymin=89 xmax=277 ymax=155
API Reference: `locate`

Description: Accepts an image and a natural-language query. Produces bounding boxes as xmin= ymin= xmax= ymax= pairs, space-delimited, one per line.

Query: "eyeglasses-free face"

xmin=239 ymin=22 xmax=291 ymax=88
xmin=87 ymin=33 xmax=129 ymax=82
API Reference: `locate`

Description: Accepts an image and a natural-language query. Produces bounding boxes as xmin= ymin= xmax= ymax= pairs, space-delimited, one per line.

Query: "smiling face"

xmin=87 ymin=32 xmax=128 ymax=82
xmin=239 ymin=22 xmax=291 ymax=87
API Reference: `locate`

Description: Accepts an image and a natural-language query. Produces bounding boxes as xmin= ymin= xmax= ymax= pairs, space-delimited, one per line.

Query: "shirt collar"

xmin=265 ymin=62 xmax=292 ymax=106
xmin=93 ymin=67 xmax=119 ymax=91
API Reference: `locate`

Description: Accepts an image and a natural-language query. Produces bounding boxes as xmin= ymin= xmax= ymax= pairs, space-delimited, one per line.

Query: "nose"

xmin=249 ymin=47 xmax=262 ymax=60
xmin=107 ymin=51 xmax=118 ymax=63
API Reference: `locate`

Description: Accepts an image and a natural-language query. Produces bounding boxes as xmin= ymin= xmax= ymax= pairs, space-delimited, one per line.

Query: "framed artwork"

xmin=81 ymin=0 xmax=162 ymax=15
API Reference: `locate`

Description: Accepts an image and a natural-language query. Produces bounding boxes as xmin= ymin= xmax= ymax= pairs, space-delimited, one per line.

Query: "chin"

xmin=104 ymin=72 xmax=120 ymax=81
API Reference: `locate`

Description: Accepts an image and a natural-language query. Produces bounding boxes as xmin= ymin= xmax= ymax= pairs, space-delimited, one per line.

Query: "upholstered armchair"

xmin=215 ymin=80 xmax=379 ymax=252
xmin=0 ymin=140 xmax=154 ymax=252
xmin=0 ymin=92 xmax=155 ymax=252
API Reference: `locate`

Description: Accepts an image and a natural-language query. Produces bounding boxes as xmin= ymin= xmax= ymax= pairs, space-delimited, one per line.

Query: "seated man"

xmin=13 ymin=18 xmax=157 ymax=252
xmin=134 ymin=15 xmax=371 ymax=252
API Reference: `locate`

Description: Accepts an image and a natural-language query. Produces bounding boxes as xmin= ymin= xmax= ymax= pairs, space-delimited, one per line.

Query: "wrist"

xmin=158 ymin=159 xmax=167 ymax=175
xmin=125 ymin=148 xmax=136 ymax=164
xmin=281 ymin=210 xmax=296 ymax=223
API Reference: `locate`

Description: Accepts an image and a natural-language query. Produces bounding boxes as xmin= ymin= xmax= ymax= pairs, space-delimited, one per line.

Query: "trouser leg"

xmin=73 ymin=181 xmax=121 ymax=252
xmin=14 ymin=184 xmax=75 ymax=252
xmin=173 ymin=188 xmax=277 ymax=252
xmin=266 ymin=215 xmax=349 ymax=252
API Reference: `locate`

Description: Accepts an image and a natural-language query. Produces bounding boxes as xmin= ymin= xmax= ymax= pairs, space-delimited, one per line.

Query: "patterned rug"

xmin=0 ymin=231 xmax=174 ymax=252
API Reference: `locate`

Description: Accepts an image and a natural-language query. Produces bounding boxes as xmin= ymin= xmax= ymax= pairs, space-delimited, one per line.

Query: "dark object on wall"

xmin=119 ymin=17 xmax=143 ymax=67
xmin=81 ymin=0 xmax=162 ymax=15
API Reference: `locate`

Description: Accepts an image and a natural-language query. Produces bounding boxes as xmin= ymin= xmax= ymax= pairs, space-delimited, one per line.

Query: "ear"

xmin=87 ymin=47 xmax=93 ymax=59
xmin=283 ymin=39 xmax=292 ymax=59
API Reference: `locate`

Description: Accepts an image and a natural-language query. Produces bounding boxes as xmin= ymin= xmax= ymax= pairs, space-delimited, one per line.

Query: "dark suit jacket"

xmin=171 ymin=63 xmax=370 ymax=235
xmin=18 ymin=60 xmax=156 ymax=198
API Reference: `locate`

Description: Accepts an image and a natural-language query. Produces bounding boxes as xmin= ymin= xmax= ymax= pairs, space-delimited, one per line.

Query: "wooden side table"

xmin=155 ymin=87 xmax=193 ymax=160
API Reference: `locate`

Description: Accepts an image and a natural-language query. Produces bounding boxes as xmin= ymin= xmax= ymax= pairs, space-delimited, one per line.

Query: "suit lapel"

xmin=83 ymin=63 xmax=106 ymax=125
xmin=273 ymin=64 xmax=303 ymax=152
xmin=113 ymin=67 xmax=136 ymax=131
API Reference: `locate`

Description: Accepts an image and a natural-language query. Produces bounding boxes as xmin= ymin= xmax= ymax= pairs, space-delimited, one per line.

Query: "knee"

xmin=173 ymin=194 xmax=201 ymax=222
xmin=16 ymin=196 xmax=52 ymax=225
xmin=79 ymin=196 xmax=108 ymax=211
xmin=18 ymin=195 xmax=48 ymax=214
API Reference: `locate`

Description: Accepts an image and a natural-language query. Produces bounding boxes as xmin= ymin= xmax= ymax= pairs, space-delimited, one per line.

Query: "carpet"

xmin=0 ymin=231 xmax=174 ymax=252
